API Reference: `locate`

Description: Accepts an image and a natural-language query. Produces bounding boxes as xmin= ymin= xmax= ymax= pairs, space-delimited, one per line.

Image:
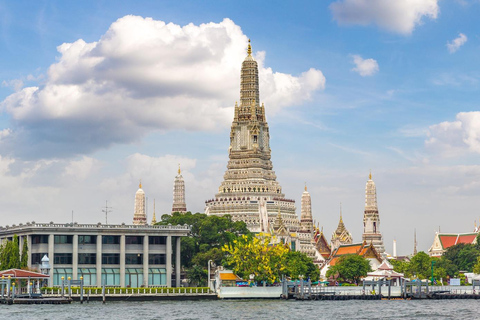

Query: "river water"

xmin=1 ymin=299 xmax=478 ymax=319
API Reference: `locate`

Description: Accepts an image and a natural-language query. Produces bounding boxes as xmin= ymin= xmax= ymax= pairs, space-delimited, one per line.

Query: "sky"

xmin=0 ymin=0 xmax=479 ymax=255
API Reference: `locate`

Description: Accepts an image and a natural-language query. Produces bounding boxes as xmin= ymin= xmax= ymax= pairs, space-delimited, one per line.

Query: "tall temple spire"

xmin=172 ymin=165 xmax=187 ymax=214
xmin=362 ymin=171 xmax=385 ymax=256
xmin=133 ymin=182 xmax=147 ymax=225
xmin=204 ymin=39 xmax=298 ymax=233
xmin=300 ymin=184 xmax=314 ymax=233
xmin=151 ymin=199 xmax=157 ymax=225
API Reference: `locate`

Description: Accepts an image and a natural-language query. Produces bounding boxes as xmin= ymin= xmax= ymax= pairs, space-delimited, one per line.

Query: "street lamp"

xmin=431 ymin=260 xmax=436 ymax=285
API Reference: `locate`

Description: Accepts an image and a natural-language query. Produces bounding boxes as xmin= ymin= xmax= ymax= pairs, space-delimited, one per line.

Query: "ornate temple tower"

xmin=133 ymin=182 xmax=147 ymax=225
xmin=172 ymin=165 xmax=187 ymax=214
xmin=205 ymin=40 xmax=298 ymax=232
xmin=362 ymin=172 xmax=385 ymax=256
xmin=331 ymin=208 xmax=353 ymax=250
xmin=300 ymin=184 xmax=314 ymax=233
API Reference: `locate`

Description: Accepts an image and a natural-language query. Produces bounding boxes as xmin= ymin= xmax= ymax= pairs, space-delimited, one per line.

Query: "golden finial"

xmin=139 ymin=179 xmax=142 ymax=189
xmin=339 ymin=203 xmax=343 ymax=223
xmin=178 ymin=163 xmax=181 ymax=175
xmin=369 ymin=170 xmax=372 ymax=180
xmin=247 ymin=39 xmax=252 ymax=55
xmin=304 ymin=182 xmax=307 ymax=191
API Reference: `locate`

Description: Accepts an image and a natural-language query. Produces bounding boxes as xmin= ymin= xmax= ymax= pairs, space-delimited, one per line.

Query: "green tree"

xmin=186 ymin=265 xmax=208 ymax=287
xmin=443 ymin=243 xmax=479 ymax=272
xmin=326 ymin=254 xmax=372 ymax=284
xmin=408 ymin=251 xmax=431 ymax=279
xmin=473 ymin=256 xmax=480 ymax=274
xmin=0 ymin=235 xmax=20 ymax=270
xmin=390 ymin=259 xmax=409 ymax=275
xmin=284 ymin=251 xmax=319 ymax=282
xmin=223 ymin=234 xmax=289 ymax=283
xmin=20 ymin=237 xmax=28 ymax=268
xmin=435 ymin=256 xmax=457 ymax=278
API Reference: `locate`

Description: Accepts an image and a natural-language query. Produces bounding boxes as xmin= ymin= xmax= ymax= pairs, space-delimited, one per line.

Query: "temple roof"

xmin=437 ymin=233 xmax=478 ymax=249
xmin=0 ymin=269 xmax=49 ymax=279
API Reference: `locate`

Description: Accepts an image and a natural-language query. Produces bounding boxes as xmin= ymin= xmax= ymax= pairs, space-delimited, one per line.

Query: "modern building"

xmin=133 ymin=182 xmax=147 ymax=225
xmin=362 ymin=172 xmax=385 ymax=257
xmin=0 ymin=222 xmax=189 ymax=287
xmin=172 ymin=165 xmax=187 ymax=214
xmin=204 ymin=40 xmax=298 ymax=233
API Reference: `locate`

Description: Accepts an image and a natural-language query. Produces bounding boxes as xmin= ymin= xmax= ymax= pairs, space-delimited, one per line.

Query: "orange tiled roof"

xmin=334 ymin=244 xmax=362 ymax=256
xmin=219 ymin=272 xmax=241 ymax=281
xmin=439 ymin=233 xmax=477 ymax=250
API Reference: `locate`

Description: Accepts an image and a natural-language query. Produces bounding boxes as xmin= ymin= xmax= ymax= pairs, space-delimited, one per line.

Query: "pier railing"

xmin=41 ymin=287 xmax=211 ymax=296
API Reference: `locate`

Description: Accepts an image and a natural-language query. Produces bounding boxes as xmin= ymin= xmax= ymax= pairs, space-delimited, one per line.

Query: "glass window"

xmin=31 ymin=253 xmax=48 ymax=265
xmin=78 ymin=235 xmax=97 ymax=244
xmin=78 ymin=253 xmax=96 ymax=264
xmin=31 ymin=235 xmax=49 ymax=244
xmin=102 ymin=253 xmax=120 ymax=265
xmin=54 ymin=253 xmax=72 ymax=264
xmin=125 ymin=268 xmax=144 ymax=287
xmin=101 ymin=268 xmax=120 ymax=286
xmin=126 ymin=236 xmax=143 ymax=245
xmin=148 ymin=268 xmax=166 ymax=286
xmin=149 ymin=236 xmax=166 ymax=245
xmin=125 ymin=254 xmax=143 ymax=264
xmin=102 ymin=236 xmax=120 ymax=244
xmin=78 ymin=268 xmax=97 ymax=286
xmin=148 ymin=254 xmax=166 ymax=265
xmin=53 ymin=268 xmax=73 ymax=286
xmin=54 ymin=235 xmax=73 ymax=244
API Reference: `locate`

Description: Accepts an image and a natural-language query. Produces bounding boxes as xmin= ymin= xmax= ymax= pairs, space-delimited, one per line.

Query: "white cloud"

xmin=447 ymin=33 xmax=468 ymax=53
xmin=351 ymin=55 xmax=379 ymax=76
xmin=63 ymin=156 xmax=99 ymax=181
xmin=426 ymin=112 xmax=480 ymax=156
xmin=0 ymin=16 xmax=325 ymax=160
xmin=330 ymin=0 xmax=439 ymax=35
xmin=2 ymin=79 xmax=24 ymax=92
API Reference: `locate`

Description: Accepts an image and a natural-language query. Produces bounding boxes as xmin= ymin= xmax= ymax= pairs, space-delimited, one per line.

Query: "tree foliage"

xmin=0 ymin=235 xmax=21 ymax=270
xmin=20 ymin=237 xmax=28 ymax=269
xmin=326 ymin=254 xmax=372 ymax=283
xmin=223 ymin=234 xmax=289 ymax=283
xmin=285 ymin=251 xmax=319 ymax=282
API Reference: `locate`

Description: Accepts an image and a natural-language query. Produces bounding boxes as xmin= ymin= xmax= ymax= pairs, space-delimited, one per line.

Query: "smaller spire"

xmin=369 ymin=170 xmax=372 ymax=180
xmin=304 ymin=182 xmax=307 ymax=191
xmin=151 ymin=199 xmax=157 ymax=225
xmin=139 ymin=179 xmax=142 ymax=189
xmin=178 ymin=163 xmax=181 ymax=175
xmin=247 ymin=39 xmax=252 ymax=56
xmin=339 ymin=203 xmax=343 ymax=223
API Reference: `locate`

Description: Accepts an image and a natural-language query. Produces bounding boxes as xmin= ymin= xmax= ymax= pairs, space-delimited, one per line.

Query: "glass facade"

xmin=54 ymin=253 xmax=72 ymax=264
xmin=31 ymin=252 xmax=48 ymax=265
xmin=125 ymin=254 xmax=143 ymax=265
xmin=78 ymin=268 xmax=97 ymax=286
xmin=148 ymin=268 xmax=166 ymax=286
xmin=54 ymin=235 xmax=73 ymax=244
xmin=148 ymin=254 xmax=166 ymax=265
xmin=79 ymin=253 xmax=96 ymax=264
xmin=78 ymin=235 xmax=97 ymax=244
xmin=53 ymin=268 xmax=73 ymax=286
xmin=102 ymin=235 xmax=120 ymax=244
xmin=125 ymin=236 xmax=143 ymax=245
xmin=31 ymin=235 xmax=49 ymax=244
xmin=102 ymin=253 xmax=120 ymax=264
xmin=149 ymin=236 xmax=166 ymax=245
xmin=125 ymin=268 xmax=143 ymax=287
xmin=101 ymin=268 xmax=120 ymax=286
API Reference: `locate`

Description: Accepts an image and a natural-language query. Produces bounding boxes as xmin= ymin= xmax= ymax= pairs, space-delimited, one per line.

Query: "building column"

xmin=166 ymin=235 xmax=172 ymax=287
xmin=143 ymin=235 xmax=149 ymax=287
xmin=19 ymin=235 xmax=24 ymax=257
xmin=48 ymin=234 xmax=55 ymax=287
xmin=175 ymin=237 xmax=181 ymax=288
xmin=120 ymin=235 xmax=126 ymax=287
xmin=96 ymin=235 xmax=102 ymax=286
xmin=72 ymin=234 xmax=78 ymax=280
xmin=27 ymin=235 xmax=32 ymax=268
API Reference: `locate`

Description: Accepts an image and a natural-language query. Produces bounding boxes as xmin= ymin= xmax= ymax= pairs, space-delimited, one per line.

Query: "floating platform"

xmin=0 ymin=297 xmax=72 ymax=304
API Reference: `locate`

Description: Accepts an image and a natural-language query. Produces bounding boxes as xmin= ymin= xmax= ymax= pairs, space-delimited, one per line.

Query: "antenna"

xmin=71 ymin=210 xmax=74 ymax=224
xmin=102 ymin=200 xmax=113 ymax=224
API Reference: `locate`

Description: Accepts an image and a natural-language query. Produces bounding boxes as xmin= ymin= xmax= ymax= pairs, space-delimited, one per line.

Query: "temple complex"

xmin=133 ymin=182 xmax=147 ymax=225
xmin=362 ymin=172 xmax=385 ymax=256
xmin=330 ymin=207 xmax=353 ymax=250
xmin=204 ymin=41 xmax=298 ymax=233
xmin=172 ymin=165 xmax=187 ymax=214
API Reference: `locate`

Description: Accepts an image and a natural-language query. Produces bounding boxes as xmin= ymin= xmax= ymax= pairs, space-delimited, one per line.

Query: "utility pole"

xmin=102 ymin=201 xmax=112 ymax=224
